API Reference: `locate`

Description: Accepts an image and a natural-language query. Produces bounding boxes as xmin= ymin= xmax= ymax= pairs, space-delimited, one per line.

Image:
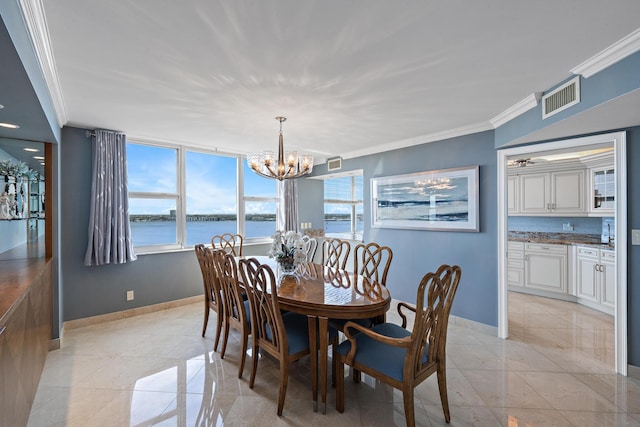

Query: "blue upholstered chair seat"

xmin=330 ymin=317 xmax=373 ymax=330
xmin=336 ymin=323 xmax=428 ymax=381
xmin=264 ymin=312 xmax=310 ymax=355
xmin=231 ymin=300 xmax=252 ymax=328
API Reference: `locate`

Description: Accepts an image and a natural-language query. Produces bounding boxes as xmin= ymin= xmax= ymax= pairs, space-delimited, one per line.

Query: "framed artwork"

xmin=371 ymin=165 xmax=479 ymax=232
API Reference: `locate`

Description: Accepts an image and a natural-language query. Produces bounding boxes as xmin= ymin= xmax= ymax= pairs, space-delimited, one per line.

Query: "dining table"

xmin=239 ymin=256 xmax=392 ymax=413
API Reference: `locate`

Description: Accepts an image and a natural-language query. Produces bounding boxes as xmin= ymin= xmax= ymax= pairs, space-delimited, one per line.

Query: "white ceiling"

xmin=40 ymin=1 xmax=640 ymax=161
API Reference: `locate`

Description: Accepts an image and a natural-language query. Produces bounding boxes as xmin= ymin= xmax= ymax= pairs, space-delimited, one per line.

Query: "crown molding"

xmin=572 ymin=28 xmax=640 ymax=78
xmin=18 ymin=0 xmax=68 ymax=126
xmin=341 ymin=121 xmax=493 ymax=160
xmin=490 ymin=93 xmax=542 ymax=128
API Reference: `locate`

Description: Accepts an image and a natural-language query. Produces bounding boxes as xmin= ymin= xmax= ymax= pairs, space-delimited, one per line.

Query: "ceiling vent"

xmin=542 ymin=76 xmax=580 ymax=119
xmin=327 ymin=157 xmax=342 ymax=171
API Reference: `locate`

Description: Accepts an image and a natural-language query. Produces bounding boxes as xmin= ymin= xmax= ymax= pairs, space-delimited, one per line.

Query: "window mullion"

xmin=177 ymin=147 xmax=187 ymax=247
xmin=237 ymin=157 xmax=245 ymax=236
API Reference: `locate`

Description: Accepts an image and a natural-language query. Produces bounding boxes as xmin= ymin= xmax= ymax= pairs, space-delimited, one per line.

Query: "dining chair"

xmin=330 ymin=242 xmax=393 ymax=330
xmin=212 ymin=250 xmax=252 ymax=378
xmin=211 ymin=233 xmax=244 ymax=256
xmin=238 ymin=258 xmax=311 ymax=416
xmin=321 ymin=237 xmax=350 ymax=269
xmin=335 ymin=264 xmax=462 ymax=426
xmin=301 ymin=235 xmax=318 ymax=262
xmin=194 ymin=244 xmax=224 ymax=350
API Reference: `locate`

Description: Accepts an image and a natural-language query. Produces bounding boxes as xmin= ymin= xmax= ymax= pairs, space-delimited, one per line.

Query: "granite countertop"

xmin=508 ymin=231 xmax=614 ymax=249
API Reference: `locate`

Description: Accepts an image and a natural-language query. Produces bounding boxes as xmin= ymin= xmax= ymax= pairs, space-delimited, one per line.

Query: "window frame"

xmin=322 ymin=170 xmax=364 ymax=240
xmin=127 ymin=140 xmax=280 ymax=253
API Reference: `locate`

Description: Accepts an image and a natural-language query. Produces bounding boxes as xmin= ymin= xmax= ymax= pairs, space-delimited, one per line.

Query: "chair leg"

xmin=403 ymin=387 xmax=416 ymax=427
xmin=213 ymin=310 xmax=223 ymax=352
xmin=249 ymin=342 xmax=259 ymax=389
xmin=352 ymin=367 xmax=361 ymax=383
xmin=238 ymin=332 xmax=248 ymax=378
xmin=202 ymin=303 xmax=209 ymax=338
xmin=336 ymin=359 xmax=345 ymax=413
xmin=277 ymin=359 xmax=289 ymax=416
xmin=219 ymin=318 xmax=230 ymax=359
xmin=437 ymin=363 xmax=451 ymax=423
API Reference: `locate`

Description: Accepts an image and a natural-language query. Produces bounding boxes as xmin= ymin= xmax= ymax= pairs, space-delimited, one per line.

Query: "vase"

xmin=277 ymin=256 xmax=297 ymax=277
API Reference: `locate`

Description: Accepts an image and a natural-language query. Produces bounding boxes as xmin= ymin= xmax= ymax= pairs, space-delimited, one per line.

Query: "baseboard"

xmin=49 ymin=338 xmax=61 ymax=351
xmin=63 ymin=295 xmax=202 ymax=331
xmin=628 ymin=364 xmax=640 ymax=380
xmin=450 ymin=314 xmax=498 ymax=336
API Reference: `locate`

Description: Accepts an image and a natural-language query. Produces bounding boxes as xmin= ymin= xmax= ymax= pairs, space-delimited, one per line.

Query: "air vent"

xmin=542 ymin=76 xmax=580 ymax=119
xmin=327 ymin=157 xmax=342 ymax=171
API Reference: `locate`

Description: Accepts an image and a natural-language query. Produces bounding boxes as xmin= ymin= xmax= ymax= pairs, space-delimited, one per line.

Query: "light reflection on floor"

xmin=27 ymin=295 xmax=640 ymax=426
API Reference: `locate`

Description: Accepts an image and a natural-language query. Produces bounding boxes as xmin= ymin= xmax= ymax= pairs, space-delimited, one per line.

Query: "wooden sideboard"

xmin=0 ymin=257 xmax=52 ymax=427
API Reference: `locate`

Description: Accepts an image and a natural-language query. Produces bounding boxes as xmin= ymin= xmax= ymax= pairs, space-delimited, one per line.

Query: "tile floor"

xmin=27 ymin=292 xmax=640 ymax=426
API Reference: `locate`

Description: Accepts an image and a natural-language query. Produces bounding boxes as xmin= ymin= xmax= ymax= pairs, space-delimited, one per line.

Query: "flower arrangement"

xmin=268 ymin=230 xmax=307 ymax=272
xmin=0 ymin=159 xmax=34 ymax=179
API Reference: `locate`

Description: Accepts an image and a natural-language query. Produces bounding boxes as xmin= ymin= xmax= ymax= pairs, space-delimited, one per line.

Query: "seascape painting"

xmin=371 ymin=166 xmax=479 ymax=232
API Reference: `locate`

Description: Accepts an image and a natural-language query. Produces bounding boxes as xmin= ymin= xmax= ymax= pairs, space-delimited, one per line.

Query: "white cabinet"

xmin=575 ymin=246 xmax=615 ymax=315
xmin=507 ymin=176 xmax=519 ymax=214
xmin=590 ymin=167 xmax=615 ymax=214
xmin=507 ymin=241 xmax=524 ymax=287
xmin=524 ymin=243 xmax=568 ymax=294
xmin=518 ymin=170 xmax=586 ymax=215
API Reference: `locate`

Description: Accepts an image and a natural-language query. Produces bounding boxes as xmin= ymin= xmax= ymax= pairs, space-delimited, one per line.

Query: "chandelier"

xmin=247 ymin=117 xmax=313 ymax=180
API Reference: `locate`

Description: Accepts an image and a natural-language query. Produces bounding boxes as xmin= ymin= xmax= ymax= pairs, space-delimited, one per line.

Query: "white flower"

xmin=268 ymin=230 xmax=306 ymax=265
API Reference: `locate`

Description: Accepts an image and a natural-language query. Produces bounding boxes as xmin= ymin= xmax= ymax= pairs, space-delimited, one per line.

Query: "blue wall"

xmin=301 ymin=131 xmax=498 ymax=327
xmin=626 ymin=127 xmax=640 ymax=368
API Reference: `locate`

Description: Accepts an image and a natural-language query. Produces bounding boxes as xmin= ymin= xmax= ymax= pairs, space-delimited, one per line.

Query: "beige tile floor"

xmin=28 ymin=292 xmax=640 ymax=426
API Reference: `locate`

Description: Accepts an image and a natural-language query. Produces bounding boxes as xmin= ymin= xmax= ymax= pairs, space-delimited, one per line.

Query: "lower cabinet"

xmin=575 ymin=246 xmax=615 ymax=315
xmin=508 ymin=241 xmax=568 ymax=297
xmin=524 ymin=243 xmax=567 ymax=294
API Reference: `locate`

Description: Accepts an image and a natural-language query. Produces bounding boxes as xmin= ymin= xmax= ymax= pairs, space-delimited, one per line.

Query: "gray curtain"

xmin=84 ymin=129 xmax=137 ymax=266
xmin=280 ymin=179 xmax=299 ymax=232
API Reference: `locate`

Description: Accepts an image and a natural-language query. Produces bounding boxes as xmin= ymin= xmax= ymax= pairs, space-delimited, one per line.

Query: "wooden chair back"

xmin=411 ymin=264 xmax=462 ymax=382
xmin=211 ymin=233 xmax=243 ymax=256
xmin=239 ymin=258 xmax=285 ymax=357
xmin=353 ymin=242 xmax=393 ymax=287
xmin=301 ymin=235 xmax=318 ymax=262
xmin=321 ymin=238 xmax=350 ymax=269
xmin=194 ymin=244 xmax=224 ymax=346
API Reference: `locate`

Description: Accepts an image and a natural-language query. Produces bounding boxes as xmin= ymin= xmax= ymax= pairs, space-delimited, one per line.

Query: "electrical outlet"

xmin=632 ymin=229 xmax=640 ymax=245
xmin=126 ymin=290 xmax=134 ymax=301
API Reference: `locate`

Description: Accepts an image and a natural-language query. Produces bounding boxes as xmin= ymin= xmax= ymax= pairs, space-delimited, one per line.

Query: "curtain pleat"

xmin=84 ymin=129 xmax=137 ymax=266
xmin=280 ymin=179 xmax=299 ymax=232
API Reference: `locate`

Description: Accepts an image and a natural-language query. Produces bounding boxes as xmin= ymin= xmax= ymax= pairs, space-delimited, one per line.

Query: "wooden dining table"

xmin=240 ymin=256 xmax=392 ymax=413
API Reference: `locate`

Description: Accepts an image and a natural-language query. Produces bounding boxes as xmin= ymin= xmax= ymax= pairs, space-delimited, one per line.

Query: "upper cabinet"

xmin=508 ymin=149 xmax=614 ymax=217
xmin=512 ymin=169 xmax=586 ymax=216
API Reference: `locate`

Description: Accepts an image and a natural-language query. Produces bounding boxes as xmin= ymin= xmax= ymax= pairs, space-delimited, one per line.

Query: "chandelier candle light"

xmin=248 ymin=117 xmax=313 ymax=180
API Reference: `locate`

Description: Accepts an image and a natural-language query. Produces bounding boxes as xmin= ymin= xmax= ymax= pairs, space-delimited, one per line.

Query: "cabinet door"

xmin=601 ymin=253 xmax=616 ymax=309
xmin=552 ymin=170 xmax=585 ymax=213
xmin=525 ymin=250 xmax=566 ymax=293
xmin=520 ymin=173 xmax=550 ymax=214
xmin=576 ymin=255 xmax=599 ymax=303
xmin=507 ymin=176 xmax=519 ymax=214
xmin=591 ymin=167 xmax=615 ymax=213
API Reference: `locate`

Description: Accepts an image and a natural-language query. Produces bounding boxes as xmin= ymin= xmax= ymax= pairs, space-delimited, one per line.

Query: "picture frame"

xmin=371 ymin=165 xmax=479 ymax=232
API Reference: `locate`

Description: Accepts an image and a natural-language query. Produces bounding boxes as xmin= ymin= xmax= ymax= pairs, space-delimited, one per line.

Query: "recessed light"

xmin=23 ymin=148 xmax=40 ymax=152
xmin=33 ymin=156 xmax=45 ymax=160
xmin=0 ymin=104 xmax=4 ymax=109
xmin=0 ymin=122 xmax=20 ymax=129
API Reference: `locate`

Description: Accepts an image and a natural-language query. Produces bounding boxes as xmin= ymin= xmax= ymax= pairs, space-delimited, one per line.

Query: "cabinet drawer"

xmin=577 ymin=247 xmax=599 ymax=258
xmin=601 ymin=250 xmax=615 ymax=261
xmin=508 ymin=258 xmax=524 ymax=269
xmin=525 ymin=243 xmax=567 ymax=254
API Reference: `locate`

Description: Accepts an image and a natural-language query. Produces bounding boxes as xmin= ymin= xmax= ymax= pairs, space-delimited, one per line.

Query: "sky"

xmin=126 ymin=143 xmax=277 ymax=215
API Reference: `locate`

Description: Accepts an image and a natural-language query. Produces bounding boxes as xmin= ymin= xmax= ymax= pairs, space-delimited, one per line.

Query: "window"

xmin=127 ymin=142 xmax=279 ymax=252
xmin=324 ymin=172 xmax=363 ymax=238
xmin=242 ymin=162 xmax=279 ymax=239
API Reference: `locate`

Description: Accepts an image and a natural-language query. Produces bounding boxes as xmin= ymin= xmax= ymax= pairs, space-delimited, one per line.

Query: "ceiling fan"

xmin=508 ymin=158 xmax=536 ymax=168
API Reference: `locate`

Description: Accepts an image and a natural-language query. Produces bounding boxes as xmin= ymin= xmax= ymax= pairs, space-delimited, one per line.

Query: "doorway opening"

xmin=497 ymin=131 xmax=627 ymax=375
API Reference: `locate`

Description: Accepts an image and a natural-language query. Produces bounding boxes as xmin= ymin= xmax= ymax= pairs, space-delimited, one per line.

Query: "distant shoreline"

xmin=129 ymin=214 xmax=358 ymax=222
